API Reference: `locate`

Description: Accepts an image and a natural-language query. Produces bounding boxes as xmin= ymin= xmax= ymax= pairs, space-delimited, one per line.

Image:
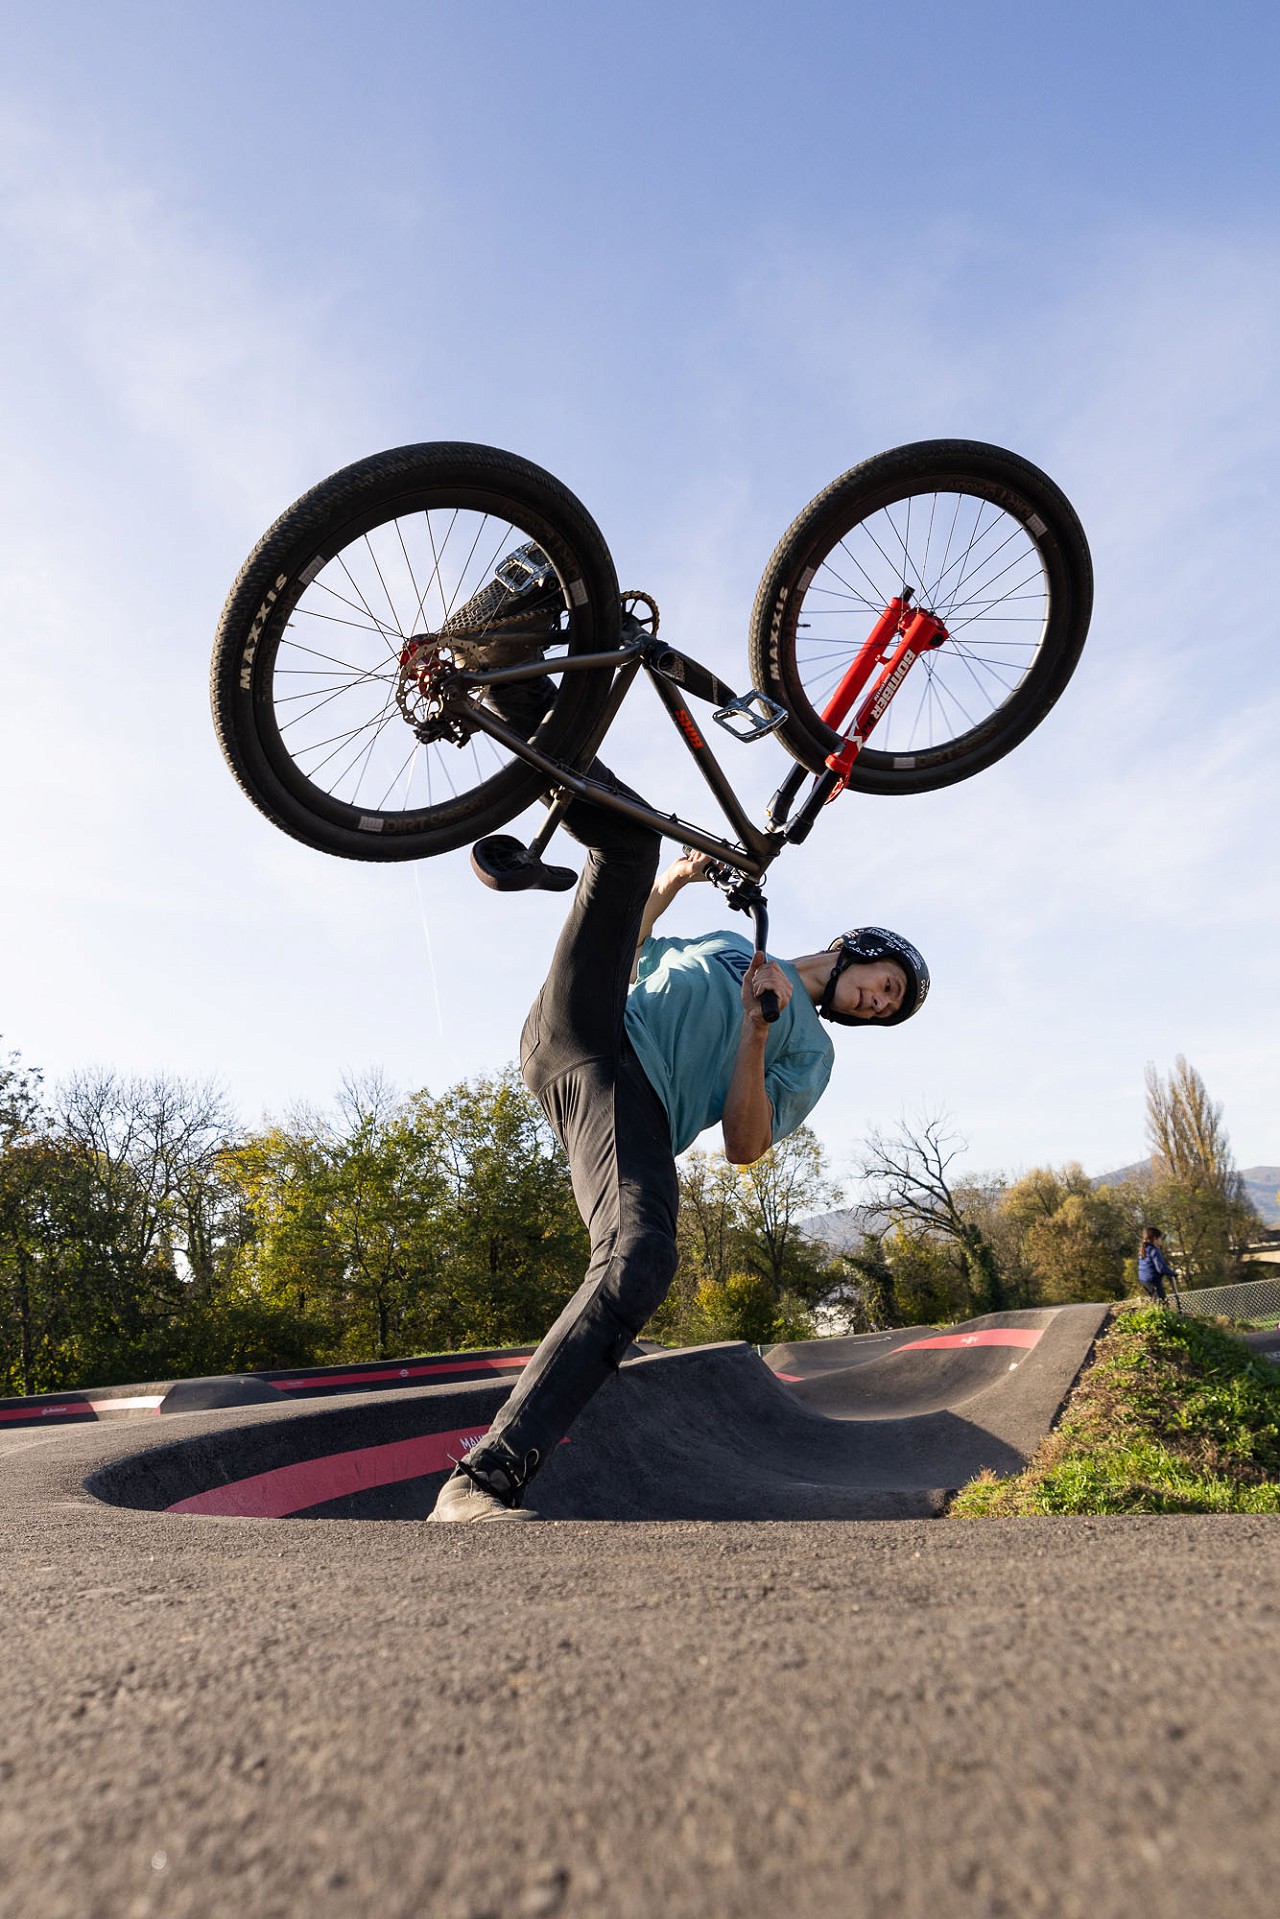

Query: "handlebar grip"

xmin=760 ymin=988 xmax=780 ymax=1024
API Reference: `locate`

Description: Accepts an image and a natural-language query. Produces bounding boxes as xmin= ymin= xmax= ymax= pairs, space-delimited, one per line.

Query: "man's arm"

xmin=631 ymin=851 xmax=711 ymax=980
xmin=721 ymin=953 xmax=793 ymax=1164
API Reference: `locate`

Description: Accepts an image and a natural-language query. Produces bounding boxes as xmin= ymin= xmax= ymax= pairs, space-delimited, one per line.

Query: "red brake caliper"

xmin=818 ymin=595 xmax=948 ymax=794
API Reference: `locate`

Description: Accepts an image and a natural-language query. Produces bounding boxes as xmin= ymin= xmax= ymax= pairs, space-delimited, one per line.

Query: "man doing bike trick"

xmin=428 ymin=579 xmax=930 ymax=1522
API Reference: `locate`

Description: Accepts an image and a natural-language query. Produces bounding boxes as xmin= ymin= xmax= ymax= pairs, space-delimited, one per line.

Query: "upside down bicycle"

xmin=210 ymin=438 xmax=1093 ymax=1006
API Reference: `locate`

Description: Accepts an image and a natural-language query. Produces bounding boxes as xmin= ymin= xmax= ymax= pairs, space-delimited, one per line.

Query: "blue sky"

xmin=1 ymin=1 xmax=1277 ymax=1186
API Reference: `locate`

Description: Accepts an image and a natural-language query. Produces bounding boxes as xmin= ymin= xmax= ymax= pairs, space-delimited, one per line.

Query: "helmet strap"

xmin=817 ymin=945 xmax=853 ymax=1024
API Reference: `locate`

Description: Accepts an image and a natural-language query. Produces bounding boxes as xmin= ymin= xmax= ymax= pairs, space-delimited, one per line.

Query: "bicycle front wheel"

xmin=748 ymin=441 xmax=1092 ymax=794
xmin=211 ymin=444 xmax=620 ymax=861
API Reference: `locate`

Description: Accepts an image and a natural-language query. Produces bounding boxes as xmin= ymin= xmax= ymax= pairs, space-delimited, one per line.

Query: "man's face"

xmin=833 ymin=958 xmax=908 ymax=1022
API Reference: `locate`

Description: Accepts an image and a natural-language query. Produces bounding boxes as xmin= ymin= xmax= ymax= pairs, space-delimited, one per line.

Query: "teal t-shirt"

xmin=624 ymin=929 xmax=835 ymax=1155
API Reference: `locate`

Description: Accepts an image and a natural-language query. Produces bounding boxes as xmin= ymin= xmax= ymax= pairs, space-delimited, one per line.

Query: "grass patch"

xmin=950 ymin=1304 xmax=1280 ymax=1516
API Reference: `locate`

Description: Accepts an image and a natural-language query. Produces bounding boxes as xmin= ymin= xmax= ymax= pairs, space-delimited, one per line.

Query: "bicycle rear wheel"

xmin=211 ymin=444 xmax=619 ymax=861
xmin=748 ymin=441 xmax=1092 ymax=794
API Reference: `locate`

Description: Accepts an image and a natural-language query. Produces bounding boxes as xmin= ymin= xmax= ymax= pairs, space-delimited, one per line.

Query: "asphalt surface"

xmin=4 ymin=1500 xmax=1278 ymax=1919
xmin=4 ymin=1310 xmax=1279 ymax=1917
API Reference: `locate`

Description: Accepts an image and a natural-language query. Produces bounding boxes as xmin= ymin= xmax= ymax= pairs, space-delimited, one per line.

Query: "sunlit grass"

xmin=950 ymin=1305 xmax=1280 ymax=1516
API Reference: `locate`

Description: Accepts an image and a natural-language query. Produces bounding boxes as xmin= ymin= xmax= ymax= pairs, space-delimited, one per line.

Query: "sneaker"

xmin=441 ymin=543 xmax=565 ymax=670
xmin=426 ymin=1447 xmax=543 ymax=1523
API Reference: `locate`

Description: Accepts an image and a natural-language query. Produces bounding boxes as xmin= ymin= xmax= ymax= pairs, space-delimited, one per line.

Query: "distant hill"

xmin=1092 ymin=1160 xmax=1280 ymax=1229
xmin=797 ymin=1204 xmax=880 ymax=1255
xmin=801 ymin=1162 xmax=1280 ymax=1250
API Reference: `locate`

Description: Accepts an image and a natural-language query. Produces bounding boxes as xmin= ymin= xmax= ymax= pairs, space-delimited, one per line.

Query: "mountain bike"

xmin=210 ymin=439 xmax=1092 ymax=1004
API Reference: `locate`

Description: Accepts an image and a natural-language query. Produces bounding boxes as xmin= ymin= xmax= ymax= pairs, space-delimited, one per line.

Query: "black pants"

xmin=477 ymin=781 xmax=680 ymax=1480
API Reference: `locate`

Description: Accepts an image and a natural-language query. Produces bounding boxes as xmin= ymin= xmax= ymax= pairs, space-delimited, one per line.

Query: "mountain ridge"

xmin=802 ymin=1163 xmax=1280 ymax=1248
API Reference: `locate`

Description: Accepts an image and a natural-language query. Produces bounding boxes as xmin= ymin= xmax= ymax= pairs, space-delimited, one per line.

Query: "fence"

xmin=1175 ymin=1272 xmax=1280 ymax=1323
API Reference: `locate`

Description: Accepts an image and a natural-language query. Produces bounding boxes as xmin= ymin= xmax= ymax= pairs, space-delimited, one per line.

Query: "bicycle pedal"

xmin=712 ymin=690 xmax=788 ymax=741
xmin=470 ymin=835 xmax=578 ymax=893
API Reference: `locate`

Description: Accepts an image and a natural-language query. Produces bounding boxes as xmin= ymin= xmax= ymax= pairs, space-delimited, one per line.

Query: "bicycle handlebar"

xmin=684 ymin=850 xmax=780 ymax=1022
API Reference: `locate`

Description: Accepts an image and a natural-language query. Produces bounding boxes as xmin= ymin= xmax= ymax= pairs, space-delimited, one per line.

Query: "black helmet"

xmin=818 ymin=927 xmax=930 ymax=1028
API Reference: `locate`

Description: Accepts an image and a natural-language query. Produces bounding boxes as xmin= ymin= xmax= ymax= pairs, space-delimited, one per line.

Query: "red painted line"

xmin=773 ymin=1372 xmax=804 ymax=1382
xmin=270 ymin=1356 xmax=529 ymax=1391
xmin=896 ymin=1328 xmax=1043 ymax=1353
xmin=0 ymin=1402 xmax=95 ymax=1422
xmin=167 ymin=1424 xmax=499 ymax=1518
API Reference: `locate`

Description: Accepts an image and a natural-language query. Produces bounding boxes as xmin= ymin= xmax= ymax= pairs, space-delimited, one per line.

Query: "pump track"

xmin=3 ymin=1303 xmax=1278 ymax=1919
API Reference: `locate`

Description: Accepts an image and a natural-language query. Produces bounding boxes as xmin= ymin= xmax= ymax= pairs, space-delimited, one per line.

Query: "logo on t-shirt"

xmin=711 ymin=947 xmax=751 ymax=984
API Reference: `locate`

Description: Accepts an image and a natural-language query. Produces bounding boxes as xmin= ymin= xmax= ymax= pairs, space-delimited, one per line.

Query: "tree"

xmin=413 ymin=1068 xmax=588 ymax=1346
xmin=997 ymin=1163 xmax=1138 ymax=1305
xmin=859 ymin=1115 xmax=1006 ymax=1313
xmin=1144 ymin=1057 xmax=1258 ymax=1285
xmin=48 ymin=1070 xmax=242 ymax=1380
xmin=0 ymin=1134 xmax=102 ymax=1394
xmin=674 ymin=1149 xmax=743 ymax=1288
xmin=682 ymin=1270 xmax=814 ymax=1346
xmin=734 ymin=1126 xmax=842 ymax=1301
xmin=1020 ymin=1189 xmax=1133 ymax=1304
xmin=825 ymin=1233 xmax=898 ymax=1332
xmin=0 ymin=1040 xmax=43 ymax=1145
xmin=649 ymin=1129 xmax=841 ymax=1345
xmin=226 ymin=1068 xmax=590 ymax=1361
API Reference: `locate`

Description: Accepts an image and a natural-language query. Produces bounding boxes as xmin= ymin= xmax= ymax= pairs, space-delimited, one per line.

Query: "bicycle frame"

xmin=445 ymin=636 xmax=782 ymax=879
xmin=441 ymin=592 xmax=950 ymax=882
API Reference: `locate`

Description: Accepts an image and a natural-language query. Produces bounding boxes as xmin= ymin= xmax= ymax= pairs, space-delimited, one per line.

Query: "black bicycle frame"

xmin=444 ymin=635 xmax=795 ymax=878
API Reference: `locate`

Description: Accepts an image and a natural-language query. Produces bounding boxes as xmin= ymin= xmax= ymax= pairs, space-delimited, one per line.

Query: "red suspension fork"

xmin=821 ymin=601 xmax=948 ymax=783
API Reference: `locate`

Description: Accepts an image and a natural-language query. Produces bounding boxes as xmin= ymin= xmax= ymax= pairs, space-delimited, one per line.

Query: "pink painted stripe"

xmin=897 ymin=1328 xmax=1043 ymax=1353
xmin=271 ymin=1355 xmax=529 ymax=1391
xmin=0 ymin=1402 xmax=95 ymax=1422
xmin=773 ymin=1372 xmax=804 ymax=1382
xmin=1 ymin=1394 xmax=167 ymax=1422
xmin=167 ymin=1423 xmax=498 ymax=1518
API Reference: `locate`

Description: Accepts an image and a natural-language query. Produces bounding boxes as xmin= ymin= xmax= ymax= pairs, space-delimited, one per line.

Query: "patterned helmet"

xmin=818 ymin=927 xmax=930 ymax=1029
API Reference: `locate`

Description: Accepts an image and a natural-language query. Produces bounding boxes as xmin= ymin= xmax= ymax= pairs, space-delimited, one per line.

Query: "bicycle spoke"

xmin=787 ymin=483 xmax=1060 ymax=762
xmin=277 ymin=634 xmax=395 ymax=675
xmin=329 ymin=686 xmax=402 ymax=802
xmin=331 ymin=558 xmax=404 ymax=651
xmin=278 ymin=676 xmax=389 ymax=736
xmin=831 ymin=538 xmax=898 ymax=610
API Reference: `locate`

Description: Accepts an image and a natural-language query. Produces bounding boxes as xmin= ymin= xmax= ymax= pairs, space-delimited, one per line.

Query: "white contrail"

xmin=412 ymin=864 xmax=446 ymax=1038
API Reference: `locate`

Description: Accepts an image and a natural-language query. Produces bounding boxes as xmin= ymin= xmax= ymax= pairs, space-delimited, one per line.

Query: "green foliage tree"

xmin=999 ymin=1163 xmax=1137 ymax=1305
xmin=682 ymin=1270 xmax=814 ymax=1346
xmin=225 ymin=1067 xmax=588 ymax=1362
xmin=734 ymin=1126 xmax=842 ymax=1302
xmin=825 ymin=1232 xmax=898 ymax=1332
xmin=879 ymin=1224 xmax=970 ymax=1324
xmin=412 ymin=1068 xmax=588 ymax=1346
xmin=650 ymin=1128 xmax=839 ymax=1344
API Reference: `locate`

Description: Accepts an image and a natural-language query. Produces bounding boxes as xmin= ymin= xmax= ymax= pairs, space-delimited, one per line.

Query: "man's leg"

xmin=429 ymin=786 xmax=678 ymax=1521
xmin=477 ymin=1045 xmax=677 ymax=1462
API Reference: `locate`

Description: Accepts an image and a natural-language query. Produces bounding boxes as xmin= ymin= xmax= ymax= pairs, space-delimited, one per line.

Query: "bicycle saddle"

xmin=470 ymin=834 xmax=578 ymax=893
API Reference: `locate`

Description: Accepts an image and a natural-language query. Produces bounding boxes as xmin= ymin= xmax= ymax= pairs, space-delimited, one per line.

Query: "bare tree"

xmin=1144 ymin=1057 xmax=1256 ymax=1283
xmin=56 ymin=1070 xmax=239 ymax=1290
xmin=859 ymin=1114 xmax=1006 ymax=1312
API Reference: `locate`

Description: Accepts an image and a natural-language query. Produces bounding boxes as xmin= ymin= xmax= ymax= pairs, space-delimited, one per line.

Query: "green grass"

xmin=950 ymin=1305 xmax=1280 ymax=1517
